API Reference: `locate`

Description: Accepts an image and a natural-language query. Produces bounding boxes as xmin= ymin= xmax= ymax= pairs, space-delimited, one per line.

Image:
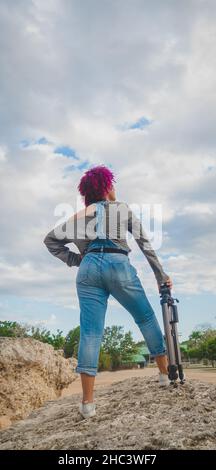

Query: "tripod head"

xmin=160 ymin=282 xmax=171 ymax=297
xmin=159 ymin=282 xmax=179 ymax=307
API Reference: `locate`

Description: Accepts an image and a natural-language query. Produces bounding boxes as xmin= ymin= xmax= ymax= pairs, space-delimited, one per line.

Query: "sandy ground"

xmin=0 ymin=374 xmax=216 ymax=450
xmin=61 ymin=367 xmax=216 ymax=398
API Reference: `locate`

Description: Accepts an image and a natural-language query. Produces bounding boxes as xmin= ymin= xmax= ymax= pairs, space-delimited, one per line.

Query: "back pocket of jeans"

xmin=111 ymin=259 xmax=137 ymax=285
xmin=76 ymin=256 xmax=91 ymax=283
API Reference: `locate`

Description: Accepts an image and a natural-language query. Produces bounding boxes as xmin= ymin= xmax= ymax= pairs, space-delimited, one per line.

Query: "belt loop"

xmin=100 ymin=246 xmax=103 ymax=252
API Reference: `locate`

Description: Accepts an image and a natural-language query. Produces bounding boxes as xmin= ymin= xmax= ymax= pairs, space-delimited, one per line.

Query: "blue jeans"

xmin=75 ymin=239 xmax=166 ymax=376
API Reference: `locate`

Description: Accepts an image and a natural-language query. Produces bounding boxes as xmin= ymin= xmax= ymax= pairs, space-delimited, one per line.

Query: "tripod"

xmin=160 ymin=282 xmax=185 ymax=385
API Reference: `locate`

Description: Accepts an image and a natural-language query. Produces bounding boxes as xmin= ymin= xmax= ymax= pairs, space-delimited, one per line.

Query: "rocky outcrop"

xmin=0 ymin=376 xmax=216 ymax=450
xmin=0 ymin=337 xmax=78 ymax=428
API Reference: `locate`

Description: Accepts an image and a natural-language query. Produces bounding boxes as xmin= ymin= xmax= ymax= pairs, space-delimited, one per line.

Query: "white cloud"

xmin=179 ymin=203 xmax=214 ymax=216
xmin=30 ymin=314 xmax=57 ymax=328
xmin=0 ymin=146 xmax=7 ymax=161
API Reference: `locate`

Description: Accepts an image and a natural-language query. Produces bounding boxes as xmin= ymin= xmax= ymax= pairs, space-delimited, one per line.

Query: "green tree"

xmin=30 ymin=326 xmax=65 ymax=349
xmin=98 ymin=347 xmax=112 ymax=371
xmin=102 ymin=325 xmax=124 ymax=369
xmin=0 ymin=321 xmax=28 ymax=337
xmin=101 ymin=325 xmax=139 ymax=370
xmin=0 ymin=321 xmax=65 ymax=350
xmin=205 ymin=337 xmax=216 ymax=367
xmin=64 ymin=326 xmax=80 ymax=358
xmin=188 ymin=330 xmax=203 ymax=348
xmin=50 ymin=329 xmax=65 ymax=349
xmin=187 ymin=328 xmax=216 ymax=366
xmin=119 ymin=331 xmax=140 ymax=362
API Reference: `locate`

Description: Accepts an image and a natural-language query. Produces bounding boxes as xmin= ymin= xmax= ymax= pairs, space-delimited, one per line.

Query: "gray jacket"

xmin=43 ymin=200 xmax=169 ymax=285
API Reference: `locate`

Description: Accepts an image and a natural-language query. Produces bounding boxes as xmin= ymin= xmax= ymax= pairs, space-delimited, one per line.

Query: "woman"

xmin=44 ymin=165 xmax=173 ymax=419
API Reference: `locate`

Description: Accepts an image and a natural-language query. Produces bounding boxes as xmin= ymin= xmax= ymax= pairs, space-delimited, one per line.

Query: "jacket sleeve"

xmin=127 ymin=204 xmax=169 ymax=285
xmin=43 ymin=217 xmax=82 ymax=267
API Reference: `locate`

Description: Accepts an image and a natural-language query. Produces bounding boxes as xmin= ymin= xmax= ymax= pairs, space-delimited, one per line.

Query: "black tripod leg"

xmin=172 ymin=322 xmax=185 ymax=383
xmin=161 ymin=302 xmax=178 ymax=382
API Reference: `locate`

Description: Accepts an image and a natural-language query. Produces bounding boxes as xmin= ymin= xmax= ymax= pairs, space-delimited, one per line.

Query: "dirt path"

xmin=61 ymin=367 xmax=216 ymax=398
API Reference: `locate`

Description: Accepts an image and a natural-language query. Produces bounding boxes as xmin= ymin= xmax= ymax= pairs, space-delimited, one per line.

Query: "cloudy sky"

xmin=0 ymin=0 xmax=216 ymax=342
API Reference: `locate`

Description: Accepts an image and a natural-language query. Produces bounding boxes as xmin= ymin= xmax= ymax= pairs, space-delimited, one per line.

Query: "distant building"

xmin=121 ymin=342 xmax=150 ymax=368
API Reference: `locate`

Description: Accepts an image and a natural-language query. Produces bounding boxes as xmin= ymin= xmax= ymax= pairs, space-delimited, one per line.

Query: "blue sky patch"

xmin=119 ymin=116 xmax=152 ymax=131
xmin=54 ymin=146 xmax=79 ymax=159
xmin=36 ymin=137 xmax=50 ymax=145
xmin=20 ymin=139 xmax=31 ymax=148
xmin=20 ymin=136 xmax=51 ymax=147
xmin=63 ymin=160 xmax=89 ymax=177
xmin=77 ymin=160 xmax=89 ymax=170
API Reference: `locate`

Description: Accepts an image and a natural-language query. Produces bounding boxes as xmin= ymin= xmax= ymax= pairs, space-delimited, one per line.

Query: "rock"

xmin=0 ymin=337 xmax=78 ymax=429
xmin=0 ymin=376 xmax=216 ymax=450
xmin=0 ymin=416 xmax=11 ymax=429
xmin=68 ymin=356 xmax=78 ymax=372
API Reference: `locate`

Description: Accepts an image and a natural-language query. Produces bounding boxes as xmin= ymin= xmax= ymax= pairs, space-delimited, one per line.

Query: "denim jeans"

xmin=75 ymin=238 xmax=166 ymax=376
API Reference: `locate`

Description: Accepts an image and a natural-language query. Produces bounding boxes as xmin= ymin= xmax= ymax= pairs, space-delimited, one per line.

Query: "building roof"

xmin=122 ymin=343 xmax=150 ymax=363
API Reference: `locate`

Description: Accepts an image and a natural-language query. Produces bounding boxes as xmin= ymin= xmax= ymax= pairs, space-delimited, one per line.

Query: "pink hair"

xmin=78 ymin=165 xmax=116 ymax=207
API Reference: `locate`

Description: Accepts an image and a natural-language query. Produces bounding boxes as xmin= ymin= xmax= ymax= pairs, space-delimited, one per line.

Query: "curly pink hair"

xmin=78 ymin=165 xmax=116 ymax=207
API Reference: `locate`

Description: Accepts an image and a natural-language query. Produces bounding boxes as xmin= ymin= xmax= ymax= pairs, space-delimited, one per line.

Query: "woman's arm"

xmin=127 ymin=204 xmax=171 ymax=287
xmin=43 ymin=216 xmax=82 ymax=267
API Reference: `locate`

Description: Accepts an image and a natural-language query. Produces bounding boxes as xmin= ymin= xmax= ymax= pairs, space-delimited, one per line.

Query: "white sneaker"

xmin=180 ymin=372 xmax=186 ymax=383
xmin=79 ymin=401 xmax=96 ymax=419
xmin=159 ymin=373 xmax=170 ymax=387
